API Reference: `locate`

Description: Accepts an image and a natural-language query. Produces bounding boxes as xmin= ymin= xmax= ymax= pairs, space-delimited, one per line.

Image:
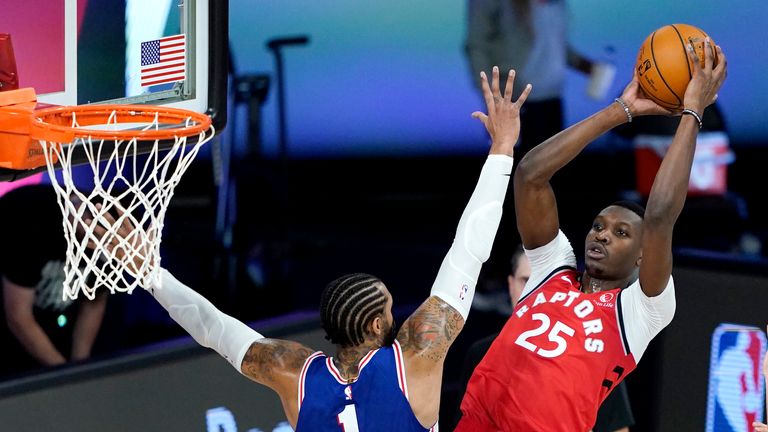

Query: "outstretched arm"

xmin=639 ymin=40 xmax=726 ymax=297
xmin=398 ymin=66 xmax=530 ymax=427
xmin=150 ymin=270 xmax=314 ymax=425
xmin=87 ymin=212 xmax=314 ymax=425
xmin=401 ymin=66 xmax=530 ymax=356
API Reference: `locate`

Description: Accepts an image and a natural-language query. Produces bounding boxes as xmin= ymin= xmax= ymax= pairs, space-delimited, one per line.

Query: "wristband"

xmin=614 ymin=97 xmax=632 ymax=123
xmin=681 ymin=108 xmax=703 ymax=129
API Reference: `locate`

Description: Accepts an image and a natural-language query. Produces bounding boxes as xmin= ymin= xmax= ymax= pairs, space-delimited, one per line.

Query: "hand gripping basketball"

xmin=682 ymin=38 xmax=727 ymax=116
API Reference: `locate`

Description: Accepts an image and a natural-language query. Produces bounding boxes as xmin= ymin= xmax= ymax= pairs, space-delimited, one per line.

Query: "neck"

xmin=334 ymin=340 xmax=379 ymax=381
xmin=585 ymin=277 xmax=604 ymax=294
xmin=581 ymin=274 xmax=633 ymax=294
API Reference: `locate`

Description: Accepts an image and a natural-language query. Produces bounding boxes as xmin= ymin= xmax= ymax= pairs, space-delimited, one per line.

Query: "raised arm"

xmin=513 ymin=75 xmax=671 ymax=250
xmin=639 ymin=40 xmax=726 ymax=297
xmin=398 ymin=67 xmax=530 ymax=426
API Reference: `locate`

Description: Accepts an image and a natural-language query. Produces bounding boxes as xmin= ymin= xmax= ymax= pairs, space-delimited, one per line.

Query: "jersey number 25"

xmin=514 ymin=313 xmax=575 ymax=358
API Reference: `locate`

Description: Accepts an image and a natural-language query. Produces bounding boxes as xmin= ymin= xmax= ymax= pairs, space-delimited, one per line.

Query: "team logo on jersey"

xmin=705 ymin=324 xmax=767 ymax=432
xmin=599 ymin=293 xmax=614 ymax=303
xmin=592 ymin=292 xmax=615 ymax=308
xmin=344 ymin=385 xmax=353 ymax=400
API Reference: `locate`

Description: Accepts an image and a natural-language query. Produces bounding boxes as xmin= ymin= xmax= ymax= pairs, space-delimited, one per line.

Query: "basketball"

xmin=635 ymin=24 xmax=718 ymax=110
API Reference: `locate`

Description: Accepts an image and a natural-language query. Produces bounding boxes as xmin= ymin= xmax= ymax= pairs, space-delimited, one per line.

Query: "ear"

xmin=635 ymin=252 xmax=643 ymax=267
xmin=371 ymin=316 xmax=383 ymax=336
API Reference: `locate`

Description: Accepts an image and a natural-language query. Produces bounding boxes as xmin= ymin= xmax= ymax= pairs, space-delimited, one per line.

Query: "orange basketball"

xmin=635 ymin=24 xmax=718 ymax=110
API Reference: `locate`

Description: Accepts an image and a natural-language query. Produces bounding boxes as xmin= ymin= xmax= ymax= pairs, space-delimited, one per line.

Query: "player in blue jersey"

xmin=89 ymin=67 xmax=530 ymax=431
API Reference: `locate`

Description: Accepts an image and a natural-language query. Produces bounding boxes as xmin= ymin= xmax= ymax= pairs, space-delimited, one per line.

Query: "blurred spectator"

xmin=464 ymin=0 xmax=615 ymax=278
xmin=465 ymin=0 xmax=612 ymax=158
xmin=0 ymin=184 xmax=107 ymax=378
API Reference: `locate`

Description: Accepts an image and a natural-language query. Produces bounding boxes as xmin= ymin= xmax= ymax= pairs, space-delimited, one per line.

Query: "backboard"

xmin=0 ymin=0 xmax=227 ymax=180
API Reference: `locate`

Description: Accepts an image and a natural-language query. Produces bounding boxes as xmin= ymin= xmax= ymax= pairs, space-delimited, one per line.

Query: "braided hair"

xmin=320 ymin=273 xmax=387 ymax=347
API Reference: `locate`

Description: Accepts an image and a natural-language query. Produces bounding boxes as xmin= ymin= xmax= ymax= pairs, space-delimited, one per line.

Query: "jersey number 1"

xmin=337 ymin=404 xmax=360 ymax=432
xmin=515 ymin=313 xmax=575 ymax=358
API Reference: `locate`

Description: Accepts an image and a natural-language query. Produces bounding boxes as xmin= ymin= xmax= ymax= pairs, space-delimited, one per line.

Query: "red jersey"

xmin=458 ymin=231 xmax=675 ymax=432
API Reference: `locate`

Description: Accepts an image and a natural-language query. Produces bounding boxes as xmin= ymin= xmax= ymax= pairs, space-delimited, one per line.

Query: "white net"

xmin=37 ymin=110 xmax=214 ymax=300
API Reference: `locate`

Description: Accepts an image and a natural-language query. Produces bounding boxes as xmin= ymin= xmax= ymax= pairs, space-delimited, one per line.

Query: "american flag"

xmin=140 ymin=34 xmax=186 ymax=87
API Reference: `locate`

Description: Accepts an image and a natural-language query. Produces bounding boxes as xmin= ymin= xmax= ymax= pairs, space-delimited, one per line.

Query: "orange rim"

xmin=30 ymin=104 xmax=212 ymax=143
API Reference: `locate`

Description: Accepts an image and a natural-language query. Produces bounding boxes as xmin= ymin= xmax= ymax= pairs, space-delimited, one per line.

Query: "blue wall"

xmin=230 ymin=0 xmax=768 ymax=157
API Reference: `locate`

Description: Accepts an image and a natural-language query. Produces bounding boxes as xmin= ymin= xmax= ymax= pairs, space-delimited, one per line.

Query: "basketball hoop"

xmin=30 ymin=104 xmax=214 ymax=300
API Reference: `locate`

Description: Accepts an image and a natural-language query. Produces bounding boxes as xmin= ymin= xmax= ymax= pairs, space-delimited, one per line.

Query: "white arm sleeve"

xmin=151 ymin=269 xmax=264 ymax=372
xmin=620 ymin=276 xmax=676 ymax=363
xmin=430 ymin=155 xmax=513 ymax=320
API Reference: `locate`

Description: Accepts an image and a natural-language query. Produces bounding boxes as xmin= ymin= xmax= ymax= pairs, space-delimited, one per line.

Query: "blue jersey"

xmin=295 ymin=340 xmax=437 ymax=431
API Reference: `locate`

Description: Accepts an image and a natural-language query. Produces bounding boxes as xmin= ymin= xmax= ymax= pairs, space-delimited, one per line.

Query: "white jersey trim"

xmin=326 ymin=347 xmax=380 ymax=386
xmin=297 ymin=351 xmax=325 ymax=412
xmin=393 ymin=339 xmax=409 ymax=400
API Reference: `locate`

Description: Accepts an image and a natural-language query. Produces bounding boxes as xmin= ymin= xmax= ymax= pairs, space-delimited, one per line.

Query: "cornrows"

xmin=320 ymin=273 xmax=387 ymax=347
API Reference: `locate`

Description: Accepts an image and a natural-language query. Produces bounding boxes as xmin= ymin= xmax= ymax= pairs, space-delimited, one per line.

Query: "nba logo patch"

xmin=705 ymin=324 xmax=767 ymax=432
xmin=459 ymin=284 xmax=469 ymax=300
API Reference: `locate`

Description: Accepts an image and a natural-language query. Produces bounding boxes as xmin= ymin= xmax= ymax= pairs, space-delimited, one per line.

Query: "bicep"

xmin=396 ymin=296 xmax=464 ymax=366
xmin=240 ymin=338 xmax=315 ymax=392
xmin=638 ymin=224 xmax=673 ymax=297
xmin=513 ymin=169 xmax=560 ymax=250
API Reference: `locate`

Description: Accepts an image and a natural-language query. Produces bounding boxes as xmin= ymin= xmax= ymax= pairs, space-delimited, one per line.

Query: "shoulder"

xmin=524 ymin=230 xmax=577 ymax=273
xmin=620 ymin=276 xmax=676 ymax=331
xmin=621 ymin=276 xmax=676 ymax=310
xmin=519 ymin=231 xmax=577 ymax=298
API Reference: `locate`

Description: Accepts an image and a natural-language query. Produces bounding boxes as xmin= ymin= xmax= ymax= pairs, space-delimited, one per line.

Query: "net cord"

xmin=39 ymin=110 xmax=214 ymax=300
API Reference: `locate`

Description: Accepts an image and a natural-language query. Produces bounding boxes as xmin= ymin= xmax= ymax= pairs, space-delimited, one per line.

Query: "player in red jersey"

xmin=456 ymin=39 xmax=727 ymax=431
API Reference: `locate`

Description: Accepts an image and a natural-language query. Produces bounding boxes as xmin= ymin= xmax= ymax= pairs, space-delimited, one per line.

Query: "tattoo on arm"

xmin=241 ymin=339 xmax=314 ymax=388
xmin=396 ymin=296 xmax=464 ymax=363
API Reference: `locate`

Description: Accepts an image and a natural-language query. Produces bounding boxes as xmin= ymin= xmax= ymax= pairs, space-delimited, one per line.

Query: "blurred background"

xmin=0 ymin=1 xmax=767 ymax=431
